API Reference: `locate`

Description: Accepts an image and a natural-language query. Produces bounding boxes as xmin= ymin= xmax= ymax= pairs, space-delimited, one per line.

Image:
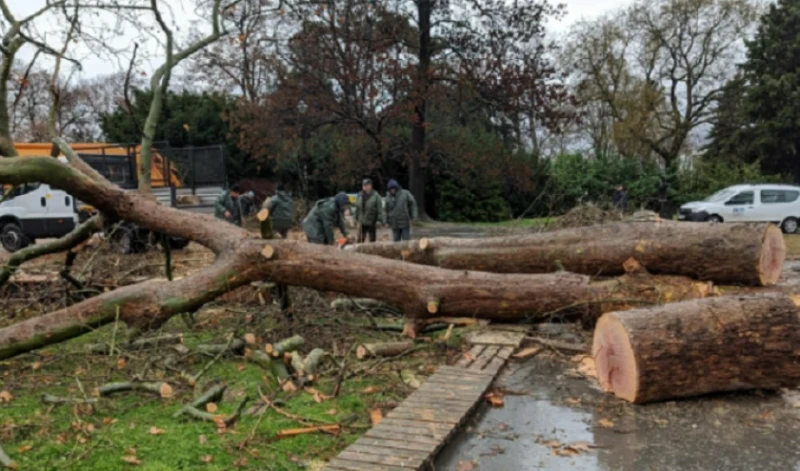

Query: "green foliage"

xmin=436 ymin=174 xmax=512 ymax=222
xmin=100 ymin=89 xmax=253 ymax=181
xmin=706 ymin=0 xmax=800 ymax=178
xmin=546 ymin=154 xmax=662 ymax=213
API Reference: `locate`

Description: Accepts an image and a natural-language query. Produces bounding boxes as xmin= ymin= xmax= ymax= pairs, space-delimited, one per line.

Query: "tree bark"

xmin=0 ymin=157 xmax=715 ymax=360
xmin=349 ymin=221 xmax=785 ymax=286
xmin=357 ymin=341 xmax=415 ymax=360
xmin=593 ymin=293 xmax=800 ymax=404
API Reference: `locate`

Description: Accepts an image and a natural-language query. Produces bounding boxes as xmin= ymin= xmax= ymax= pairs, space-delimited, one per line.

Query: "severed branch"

xmin=0 ymin=216 xmax=99 ymax=288
xmin=173 ymin=383 xmax=227 ymax=418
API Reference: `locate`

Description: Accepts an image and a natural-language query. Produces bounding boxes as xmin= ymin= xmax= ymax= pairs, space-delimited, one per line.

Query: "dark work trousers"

xmin=392 ymin=227 xmax=410 ymax=242
xmin=359 ymin=225 xmax=377 ymax=243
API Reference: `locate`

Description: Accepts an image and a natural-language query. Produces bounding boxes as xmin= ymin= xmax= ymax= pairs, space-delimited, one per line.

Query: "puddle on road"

xmin=435 ymin=357 xmax=800 ymax=471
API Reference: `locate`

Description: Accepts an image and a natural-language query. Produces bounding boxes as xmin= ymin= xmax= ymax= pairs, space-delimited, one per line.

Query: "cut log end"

xmin=427 ymin=299 xmax=440 ymax=314
xmin=759 ymin=225 xmax=785 ymax=286
xmin=592 ymin=313 xmax=639 ymax=403
xmin=261 ymin=245 xmax=275 ymax=259
xmin=419 ymin=238 xmax=430 ymax=250
xmin=356 ymin=345 xmax=368 ymax=360
xmin=257 ymin=209 xmax=269 ymax=221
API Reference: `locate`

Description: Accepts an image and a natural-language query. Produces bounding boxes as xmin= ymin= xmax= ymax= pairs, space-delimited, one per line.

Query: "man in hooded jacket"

xmin=385 ymin=179 xmax=418 ymax=242
xmin=303 ymin=192 xmax=351 ymax=245
xmin=354 ymin=178 xmax=386 ymax=243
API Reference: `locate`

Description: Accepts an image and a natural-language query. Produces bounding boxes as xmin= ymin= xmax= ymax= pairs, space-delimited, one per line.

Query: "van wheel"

xmin=1 ymin=223 xmax=29 ymax=252
xmin=782 ymin=217 xmax=798 ymax=234
xmin=706 ymin=215 xmax=723 ymax=223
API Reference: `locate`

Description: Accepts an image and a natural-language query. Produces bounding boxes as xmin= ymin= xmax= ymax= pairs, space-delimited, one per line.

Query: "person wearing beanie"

xmin=262 ymin=183 xmax=294 ymax=238
xmin=354 ymin=178 xmax=386 ymax=243
xmin=385 ymin=179 xmax=418 ymax=241
xmin=214 ymin=182 xmax=254 ymax=226
xmin=302 ymin=191 xmax=351 ymax=245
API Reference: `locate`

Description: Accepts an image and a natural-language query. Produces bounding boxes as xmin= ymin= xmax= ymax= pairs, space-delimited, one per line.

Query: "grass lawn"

xmin=0 ymin=300 xmax=464 ymax=471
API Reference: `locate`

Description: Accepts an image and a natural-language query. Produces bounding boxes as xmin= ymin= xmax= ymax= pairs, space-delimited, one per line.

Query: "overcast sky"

xmin=6 ymin=0 xmax=634 ymax=80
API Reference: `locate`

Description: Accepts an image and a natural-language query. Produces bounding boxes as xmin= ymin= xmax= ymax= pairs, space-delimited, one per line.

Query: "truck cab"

xmin=0 ymin=183 xmax=78 ymax=252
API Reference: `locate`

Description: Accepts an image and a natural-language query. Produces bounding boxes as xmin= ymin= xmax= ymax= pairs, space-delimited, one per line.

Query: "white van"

xmin=0 ymin=183 xmax=78 ymax=252
xmin=679 ymin=184 xmax=800 ymax=233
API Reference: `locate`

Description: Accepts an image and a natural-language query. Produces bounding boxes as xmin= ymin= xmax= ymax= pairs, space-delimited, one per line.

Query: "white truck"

xmin=678 ymin=184 xmax=800 ymax=233
xmin=0 ymin=182 xmax=78 ymax=252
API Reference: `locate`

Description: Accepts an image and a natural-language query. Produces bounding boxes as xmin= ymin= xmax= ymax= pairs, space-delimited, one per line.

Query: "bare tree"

xmin=566 ymin=0 xmax=759 ymax=165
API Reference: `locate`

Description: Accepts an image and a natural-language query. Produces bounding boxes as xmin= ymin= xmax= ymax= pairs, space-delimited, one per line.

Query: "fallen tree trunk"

xmin=593 ymin=293 xmax=800 ymax=404
xmin=348 ymin=222 xmax=785 ymax=286
xmin=0 ymin=157 xmax=717 ymax=360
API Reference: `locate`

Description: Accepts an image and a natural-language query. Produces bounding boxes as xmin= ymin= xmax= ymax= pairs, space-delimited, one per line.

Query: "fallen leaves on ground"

xmin=485 ymin=391 xmax=505 ymax=407
xmin=597 ymin=418 xmax=615 ymax=428
xmin=512 ymin=346 xmax=542 ymax=360
xmin=569 ymin=355 xmax=597 ymax=379
xmin=201 ymin=455 xmax=214 ymax=463
xmin=16 ymin=445 xmax=32 ymax=453
xmin=0 ymin=390 xmax=13 ymax=403
xmin=456 ymin=460 xmax=476 ymax=471
xmin=362 ymin=386 xmax=380 ymax=394
xmin=325 ymin=409 xmax=337 ymax=415
xmin=148 ymin=427 xmax=165 ymax=435
xmin=198 ymin=435 xmax=208 ymax=444
xmin=305 ymin=387 xmax=332 ymax=403
xmin=122 ymin=456 xmax=142 ymax=465
xmin=117 ymin=358 xmax=127 ymax=370
xmin=32 ymin=362 xmax=41 ymax=371
xmin=542 ymin=438 xmax=597 ymax=457
xmin=369 ymin=409 xmax=383 ymax=425
xmin=565 ymin=397 xmax=581 ymax=406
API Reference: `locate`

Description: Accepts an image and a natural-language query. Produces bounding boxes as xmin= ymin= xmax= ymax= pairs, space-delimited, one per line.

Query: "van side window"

xmin=10 ymin=183 xmax=40 ymax=197
xmin=726 ymin=191 xmax=754 ymax=205
xmin=761 ymin=190 xmax=800 ymax=203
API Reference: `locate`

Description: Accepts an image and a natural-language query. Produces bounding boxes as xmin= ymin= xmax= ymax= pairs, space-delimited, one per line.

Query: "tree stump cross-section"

xmin=321 ymin=327 xmax=525 ymax=471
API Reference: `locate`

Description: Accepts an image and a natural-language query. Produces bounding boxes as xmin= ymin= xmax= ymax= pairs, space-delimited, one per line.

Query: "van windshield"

xmin=704 ymin=190 xmax=735 ymax=202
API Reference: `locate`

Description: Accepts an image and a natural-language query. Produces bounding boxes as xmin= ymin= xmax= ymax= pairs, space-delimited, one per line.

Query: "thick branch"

xmin=0 ymin=216 xmax=99 ymax=287
xmin=0 ymin=156 xmax=247 ymax=252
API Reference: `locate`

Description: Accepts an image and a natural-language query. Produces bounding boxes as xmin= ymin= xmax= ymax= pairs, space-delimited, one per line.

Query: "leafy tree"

xmin=734 ymin=0 xmax=800 ymax=179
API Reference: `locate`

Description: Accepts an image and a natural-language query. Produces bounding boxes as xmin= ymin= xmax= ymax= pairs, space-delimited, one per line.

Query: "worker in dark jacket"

xmin=303 ymin=192 xmax=351 ymax=245
xmin=354 ymin=178 xmax=386 ymax=243
xmin=385 ymin=179 xmax=418 ymax=242
xmin=214 ymin=183 xmax=253 ymax=226
xmin=263 ymin=184 xmax=294 ymax=238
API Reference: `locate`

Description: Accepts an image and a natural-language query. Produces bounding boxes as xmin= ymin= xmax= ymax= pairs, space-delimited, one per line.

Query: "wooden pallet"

xmin=321 ymin=330 xmax=525 ymax=471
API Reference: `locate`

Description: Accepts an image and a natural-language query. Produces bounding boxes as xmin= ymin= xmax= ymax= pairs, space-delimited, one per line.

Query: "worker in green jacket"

xmin=263 ymin=184 xmax=294 ymax=238
xmin=385 ymin=179 xmax=418 ymax=241
xmin=214 ymin=183 xmax=254 ymax=226
xmin=354 ymin=178 xmax=386 ymax=243
xmin=303 ymin=192 xmax=351 ymax=245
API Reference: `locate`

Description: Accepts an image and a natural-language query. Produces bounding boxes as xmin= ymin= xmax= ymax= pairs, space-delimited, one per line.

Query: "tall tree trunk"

xmin=410 ymin=0 xmax=432 ymax=220
xmin=348 ymin=221 xmax=785 ymax=286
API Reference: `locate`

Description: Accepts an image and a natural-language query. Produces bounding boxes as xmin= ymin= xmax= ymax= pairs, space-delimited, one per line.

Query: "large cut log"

xmin=348 ymin=222 xmax=785 ymax=286
xmin=592 ymin=293 xmax=800 ymax=404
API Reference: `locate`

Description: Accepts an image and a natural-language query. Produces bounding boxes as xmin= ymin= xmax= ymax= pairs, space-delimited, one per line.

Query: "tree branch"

xmin=0 ymin=216 xmax=99 ymax=287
